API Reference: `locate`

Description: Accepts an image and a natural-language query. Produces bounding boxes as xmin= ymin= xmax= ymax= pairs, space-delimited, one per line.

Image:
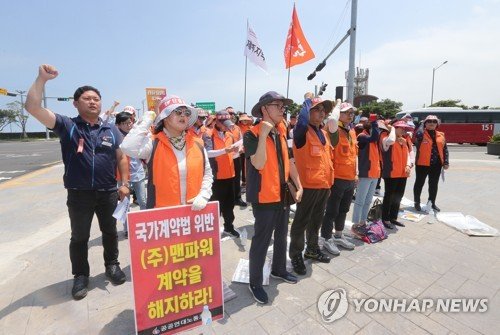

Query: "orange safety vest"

xmin=206 ymin=129 xmax=235 ymax=180
xmin=293 ymin=127 xmax=334 ymax=189
xmin=380 ymin=133 xmax=409 ymax=178
xmin=246 ymin=123 xmax=290 ymax=204
xmin=238 ymin=124 xmax=252 ymax=136
xmin=332 ymin=127 xmax=358 ymax=181
xmin=147 ymin=131 xmax=205 ymax=208
xmin=416 ymin=130 xmax=445 ymax=166
xmin=187 ymin=125 xmax=207 ymax=139
xmin=230 ymin=125 xmax=242 ymax=142
xmin=357 ymin=130 xmax=381 ymax=179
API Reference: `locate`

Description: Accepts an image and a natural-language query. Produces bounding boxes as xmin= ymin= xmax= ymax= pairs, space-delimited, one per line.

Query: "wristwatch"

xmin=122 ymin=182 xmax=130 ymax=189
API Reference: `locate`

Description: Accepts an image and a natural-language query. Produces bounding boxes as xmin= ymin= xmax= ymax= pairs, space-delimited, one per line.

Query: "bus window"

xmin=467 ymin=112 xmax=491 ymax=123
xmin=442 ymin=113 xmax=466 ymax=123
xmin=491 ymin=112 xmax=500 ymax=123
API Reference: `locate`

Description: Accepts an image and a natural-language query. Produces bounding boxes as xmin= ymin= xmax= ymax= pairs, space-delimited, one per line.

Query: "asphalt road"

xmin=0 ymin=139 xmax=61 ymax=183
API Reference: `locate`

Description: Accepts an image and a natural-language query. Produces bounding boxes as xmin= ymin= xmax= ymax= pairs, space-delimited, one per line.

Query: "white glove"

xmin=326 ymin=99 xmax=341 ymax=133
xmin=190 ymin=194 xmax=209 ymax=211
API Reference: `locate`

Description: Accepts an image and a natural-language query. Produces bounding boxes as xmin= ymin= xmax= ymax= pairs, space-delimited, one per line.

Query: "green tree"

xmin=0 ymin=107 xmax=17 ymax=132
xmin=360 ymin=99 xmax=403 ymax=119
xmin=287 ymin=102 xmax=301 ymax=117
xmin=430 ymin=99 xmax=467 ymax=109
xmin=6 ymin=101 xmax=29 ymax=138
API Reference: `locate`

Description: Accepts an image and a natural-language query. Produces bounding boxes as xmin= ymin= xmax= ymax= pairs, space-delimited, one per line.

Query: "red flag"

xmin=284 ymin=5 xmax=315 ymax=69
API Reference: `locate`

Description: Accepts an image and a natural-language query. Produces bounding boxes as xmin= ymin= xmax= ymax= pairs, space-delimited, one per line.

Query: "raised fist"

xmin=39 ymin=64 xmax=58 ymax=81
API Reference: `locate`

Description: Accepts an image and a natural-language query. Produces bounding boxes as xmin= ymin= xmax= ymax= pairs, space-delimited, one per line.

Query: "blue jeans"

xmin=123 ymin=179 xmax=147 ymax=232
xmin=352 ymin=178 xmax=378 ymax=224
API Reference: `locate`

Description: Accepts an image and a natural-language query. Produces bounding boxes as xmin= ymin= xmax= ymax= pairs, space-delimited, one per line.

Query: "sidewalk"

xmin=0 ymin=149 xmax=499 ymax=335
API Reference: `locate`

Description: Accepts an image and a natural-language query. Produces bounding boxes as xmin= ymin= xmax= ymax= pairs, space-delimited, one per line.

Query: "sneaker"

xmin=383 ymin=221 xmax=395 ymax=230
xmin=351 ymin=224 xmax=369 ymax=240
xmin=332 ymin=235 xmax=355 ymax=250
xmin=414 ymin=202 xmax=422 ymax=211
xmin=323 ymin=238 xmax=340 ymax=255
xmin=291 ymin=254 xmax=307 ymax=275
xmin=223 ymin=228 xmax=240 ymax=238
xmin=105 ymin=264 xmax=126 ymax=285
xmin=235 ymin=199 xmax=248 ymax=207
xmin=304 ymin=248 xmax=331 ymax=263
xmin=270 ymin=271 xmax=298 ymax=284
xmin=432 ymin=204 xmax=441 ymax=212
xmin=249 ymin=285 xmax=268 ymax=304
xmin=391 ymin=220 xmax=406 ymax=227
xmin=72 ymin=275 xmax=89 ymax=300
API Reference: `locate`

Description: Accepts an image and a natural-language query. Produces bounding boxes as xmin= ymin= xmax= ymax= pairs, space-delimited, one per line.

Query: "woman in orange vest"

xmin=187 ymin=108 xmax=209 ymax=139
xmin=120 ymin=95 xmax=213 ymax=210
xmin=351 ymin=114 xmax=381 ymax=231
xmin=379 ymin=120 xmax=414 ymax=229
xmin=413 ymin=115 xmax=449 ymax=212
xmin=202 ymin=110 xmax=240 ymax=237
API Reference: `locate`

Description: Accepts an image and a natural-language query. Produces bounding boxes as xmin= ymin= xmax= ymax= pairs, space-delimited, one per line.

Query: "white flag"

xmin=244 ymin=23 xmax=267 ymax=71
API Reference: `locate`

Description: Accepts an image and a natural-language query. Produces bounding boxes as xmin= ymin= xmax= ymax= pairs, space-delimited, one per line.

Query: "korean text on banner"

xmin=127 ymin=202 xmax=223 ymax=335
xmin=284 ymin=5 xmax=315 ymax=69
xmin=145 ymin=88 xmax=167 ymax=112
xmin=244 ymin=23 xmax=267 ymax=72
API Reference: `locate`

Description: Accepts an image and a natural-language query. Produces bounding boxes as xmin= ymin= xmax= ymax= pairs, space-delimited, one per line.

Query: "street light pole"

xmin=430 ymin=60 xmax=448 ymax=106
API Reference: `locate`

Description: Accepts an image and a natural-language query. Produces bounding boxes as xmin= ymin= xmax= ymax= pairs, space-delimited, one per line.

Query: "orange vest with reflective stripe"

xmin=416 ymin=130 xmax=445 ymax=166
xmin=207 ymin=129 xmax=235 ymax=180
xmin=147 ymin=131 xmax=204 ymax=208
xmin=332 ymin=127 xmax=358 ymax=180
xmin=293 ymin=127 xmax=334 ymax=189
xmin=357 ymin=130 xmax=381 ymax=178
xmin=246 ymin=123 xmax=290 ymax=204
xmin=380 ymin=133 xmax=409 ymax=178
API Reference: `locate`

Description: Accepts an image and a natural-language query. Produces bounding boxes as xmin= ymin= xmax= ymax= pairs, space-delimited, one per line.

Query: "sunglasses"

xmin=426 ymin=120 xmax=438 ymax=124
xmin=173 ymin=109 xmax=192 ymax=117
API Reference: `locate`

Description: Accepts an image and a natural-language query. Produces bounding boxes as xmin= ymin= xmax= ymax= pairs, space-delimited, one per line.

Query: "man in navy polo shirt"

xmin=25 ymin=64 xmax=130 ymax=300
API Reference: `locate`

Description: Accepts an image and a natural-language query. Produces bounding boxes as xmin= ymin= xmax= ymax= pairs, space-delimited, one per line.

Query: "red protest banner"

xmin=127 ymin=202 xmax=223 ymax=334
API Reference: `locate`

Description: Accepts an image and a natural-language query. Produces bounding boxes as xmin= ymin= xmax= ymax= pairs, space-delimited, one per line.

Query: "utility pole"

xmin=43 ymin=88 xmax=50 ymax=139
xmin=346 ymin=0 xmax=358 ymax=103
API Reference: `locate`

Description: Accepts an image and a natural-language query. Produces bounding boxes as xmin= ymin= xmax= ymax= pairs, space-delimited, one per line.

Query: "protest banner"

xmin=127 ymin=202 xmax=223 ymax=334
xmin=145 ymin=88 xmax=167 ymax=111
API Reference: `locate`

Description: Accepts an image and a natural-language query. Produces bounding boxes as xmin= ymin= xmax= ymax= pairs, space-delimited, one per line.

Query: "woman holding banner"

xmin=120 ymin=95 xmax=213 ymax=210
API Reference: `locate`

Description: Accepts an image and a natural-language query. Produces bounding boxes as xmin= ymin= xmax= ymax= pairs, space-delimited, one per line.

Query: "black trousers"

xmin=321 ymin=179 xmax=356 ymax=240
xmin=233 ymin=157 xmax=243 ymax=201
xmin=413 ymin=164 xmax=442 ymax=204
xmin=67 ymin=189 xmax=120 ymax=277
xmin=382 ymin=178 xmax=407 ymax=221
xmin=289 ymin=188 xmax=330 ymax=258
xmin=240 ymin=153 xmax=246 ymax=183
xmin=249 ymin=207 xmax=289 ymax=287
xmin=211 ymin=178 xmax=235 ymax=231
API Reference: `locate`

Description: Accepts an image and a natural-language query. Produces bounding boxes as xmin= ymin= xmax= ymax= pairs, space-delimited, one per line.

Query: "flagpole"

xmin=244 ymin=56 xmax=248 ymax=114
xmin=286 ymin=4 xmax=295 ymax=99
xmin=244 ymin=20 xmax=249 ymax=114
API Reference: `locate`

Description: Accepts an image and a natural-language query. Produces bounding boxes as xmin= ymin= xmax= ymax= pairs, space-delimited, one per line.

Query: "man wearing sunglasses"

xmin=289 ymin=94 xmax=335 ymax=276
xmin=188 ymin=108 xmax=209 ymax=138
xmin=245 ymin=91 xmax=303 ymax=304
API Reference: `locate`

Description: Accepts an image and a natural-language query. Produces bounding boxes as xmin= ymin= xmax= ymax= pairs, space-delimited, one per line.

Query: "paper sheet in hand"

xmin=232 ymin=258 xmax=270 ymax=285
xmin=113 ymin=197 xmax=130 ymax=223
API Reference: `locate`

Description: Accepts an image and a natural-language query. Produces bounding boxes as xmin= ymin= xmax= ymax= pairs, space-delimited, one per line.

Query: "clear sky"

xmin=1 ymin=0 xmax=500 ymax=132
